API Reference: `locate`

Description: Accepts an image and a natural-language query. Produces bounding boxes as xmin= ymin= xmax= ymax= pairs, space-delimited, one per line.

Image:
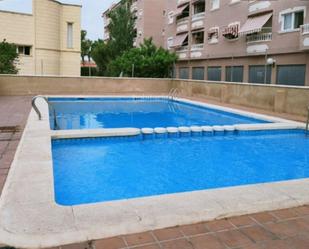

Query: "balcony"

xmin=191 ymin=43 xmax=204 ymax=51
xmin=248 ymin=0 xmax=271 ymax=14
xmin=246 ymin=28 xmax=272 ymax=43
xmin=177 ymin=0 xmax=190 ymax=7
xmin=176 ymin=45 xmax=188 ymax=52
xmin=130 ymin=1 xmax=138 ymax=12
xmin=300 ymin=23 xmax=309 ymax=50
xmin=192 ymin=12 xmax=205 ymax=21
xmin=176 ymin=46 xmax=189 ymax=59
xmin=191 ymin=13 xmax=205 ymax=30
xmin=103 ymin=33 xmax=110 ymax=41
xmin=177 ymin=17 xmax=189 ymax=33
xmin=104 ymin=18 xmax=110 ymax=28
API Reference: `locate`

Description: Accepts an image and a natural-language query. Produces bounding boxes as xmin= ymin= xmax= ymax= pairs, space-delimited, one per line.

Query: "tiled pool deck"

xmin=55 ymin=205 xmax=309 ymax=249
xmin=0 ymin=96 xmax=308 ymax=249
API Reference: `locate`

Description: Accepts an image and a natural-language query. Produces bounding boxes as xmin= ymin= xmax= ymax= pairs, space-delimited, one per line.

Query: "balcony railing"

xmin=177 ymin=16 xmax=189 ymax=25
xmin=192 ymin=12 xmax=205 ymax=21
xmin=191 ymin=44 xmax=204 ymax=50
xmin=301 ymin=23 xmax=309 ymax=34
xmin=246 ymin=28 xmax=272 ymax=43
xmin=176 ymin=46 xmax=189 ymax=52
xmin=130 ymin=2 xmax=138 ymax=12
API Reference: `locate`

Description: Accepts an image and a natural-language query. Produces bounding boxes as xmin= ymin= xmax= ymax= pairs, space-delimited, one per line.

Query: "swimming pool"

xmin=52 ymin=129 xmax=309 ymax=206
xmin=48 ymin=97 xmax=270 ymax=130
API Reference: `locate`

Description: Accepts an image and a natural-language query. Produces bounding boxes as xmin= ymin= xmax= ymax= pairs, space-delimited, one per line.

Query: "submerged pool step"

xmin=140 ymin=125 xmax=238 ymax=140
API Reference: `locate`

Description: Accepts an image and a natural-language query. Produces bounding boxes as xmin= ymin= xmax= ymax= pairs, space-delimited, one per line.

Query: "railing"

xmin=191 ymin=43 xmax=204 ymax=50
xmin=246 ymin=29 xmax=272 ymax=43
xmin=130 ymin=1 xmax=138 ymax=12
xmin=31 ymin=96 xmax=59 ymax=129
xmin=177 ymin=16 xmax=189 ymax=25
xmin=301 ymin=23 xmax=309 ymax=34
xmin=176 ymin=46 xmax=189 ymax=52
xmin=192 ymin=12 xmax=205 ymax=21
xmin=168 ymin=88 xmax=180 ymax=100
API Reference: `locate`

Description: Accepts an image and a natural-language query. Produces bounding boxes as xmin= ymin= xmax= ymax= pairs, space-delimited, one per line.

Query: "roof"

xmin=50 ymin=0 xmax=82 ymax=8
xmin=102 ymin=1 xmax=121 ymax=16
xmin=0 ymin=9 xmax=33 ymax=16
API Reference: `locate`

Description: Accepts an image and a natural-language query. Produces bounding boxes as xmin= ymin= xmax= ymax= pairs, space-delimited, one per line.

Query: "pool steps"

xmin=51 ymin=122 xmax=302 ymax=140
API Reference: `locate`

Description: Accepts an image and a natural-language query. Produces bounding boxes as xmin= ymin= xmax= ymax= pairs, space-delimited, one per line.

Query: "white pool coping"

xmin=0 ymin=96 xmax=308 ymax=248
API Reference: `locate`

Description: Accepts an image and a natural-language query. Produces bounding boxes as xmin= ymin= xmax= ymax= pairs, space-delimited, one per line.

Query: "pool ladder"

xmin=168 ymin=88 xmax=179 ymax=100
xmin=32 ymin=96 xmax=59 ymax=129
xmin=306 ymin=106 xmax=309 ymax=136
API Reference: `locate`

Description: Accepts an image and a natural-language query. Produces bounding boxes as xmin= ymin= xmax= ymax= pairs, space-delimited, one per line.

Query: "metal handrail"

xmin=168 ymin=88 xmax=180 ymax=100
xmin=306 ymin=106 xmax=309 ymax=136
xmin=31 ymin=96 xmax=48 ymax=120
xmin=31 ymin=96 xmax=59 ymax=129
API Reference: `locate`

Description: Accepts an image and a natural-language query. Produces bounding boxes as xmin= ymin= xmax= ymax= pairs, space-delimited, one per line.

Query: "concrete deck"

xmin=0 ymin=95 xmax=308 ymax=249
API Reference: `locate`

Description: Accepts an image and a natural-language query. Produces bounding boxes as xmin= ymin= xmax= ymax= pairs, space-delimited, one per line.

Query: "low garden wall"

xmin=0 ymin=75 xmax=308 ymax=117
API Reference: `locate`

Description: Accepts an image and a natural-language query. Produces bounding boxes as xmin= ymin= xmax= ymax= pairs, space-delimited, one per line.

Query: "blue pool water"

xmin=52 ymin=130 xmax=309 ymax=206
xmin=48 ymin=98 xmax=269 ymax=130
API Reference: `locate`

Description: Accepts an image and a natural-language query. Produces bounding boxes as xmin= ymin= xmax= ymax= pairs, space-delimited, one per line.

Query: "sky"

xmin=0 ymin=0 xmax=118 ymax=40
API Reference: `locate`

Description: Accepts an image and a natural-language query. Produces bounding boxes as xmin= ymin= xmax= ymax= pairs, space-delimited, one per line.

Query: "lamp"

xmin=266 ymin=58 xmax=276 ymax=67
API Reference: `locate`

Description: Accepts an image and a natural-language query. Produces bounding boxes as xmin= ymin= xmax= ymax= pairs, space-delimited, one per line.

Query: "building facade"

xmin=0 ymin=0 xmax=81 ymax=76
xmin=103 ymin=0 xmax=166 ymax=47
xmin=165 ymin=0 xmax=309 ymax=86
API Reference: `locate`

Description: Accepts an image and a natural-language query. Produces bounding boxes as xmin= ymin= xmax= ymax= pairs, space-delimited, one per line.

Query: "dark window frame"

xmin=225 ymin=65 xmax=244 ymax=82
xmin=192 ymin=67 xmax=205 ymax=80
xmin=207 ymin=66 xmax=222 ymax=81
xmin=276 ymin=64 xmax=306 ymax=86
xmin=248 ymin=65 xmax=272 ymax=84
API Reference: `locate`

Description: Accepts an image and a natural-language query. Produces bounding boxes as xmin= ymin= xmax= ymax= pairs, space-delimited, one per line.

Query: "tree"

xmin=0 ymin=39 xmax=18 ymax=74
xmin=91 ymin=40 xmax=112 ymax=76
xmin=107 ymin=38 xmax=178 ymax=78
xmin=91 ymin=0 xmax=135 ymax=75
xmin=107 ymin=1 xmax=135 ymax=58
xmin=81 ymin=30 xmax=92 ymax=65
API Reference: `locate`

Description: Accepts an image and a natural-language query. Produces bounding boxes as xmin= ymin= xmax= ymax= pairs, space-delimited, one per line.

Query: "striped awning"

xmin=171 ymin=33 xmax=188 ymax=48
xmin=239 ymin=12 xmax=273 ymax=36
xmin=223 ymin=24 xmax=239 ymax=37
xmin=174 ymin=4 xmax=189 ymax=17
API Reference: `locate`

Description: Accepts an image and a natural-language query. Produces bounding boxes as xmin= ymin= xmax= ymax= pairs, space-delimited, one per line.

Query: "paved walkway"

xmin=57 ymin=206 xmax=309 ymax=249
xmin=0 ymin=95 xmax=308 ymax=249
xmin=0 ymin=96 xmax=31 ymax=193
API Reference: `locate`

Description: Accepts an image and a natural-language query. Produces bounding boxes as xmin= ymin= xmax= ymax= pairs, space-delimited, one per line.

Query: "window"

xmin=192 ymin=31 xmax=204 ymax=45
xmin=167 ymin=37 xmax=174 ymax=49
xmin=179 ymin=67 xmax=189 ymax=79
xmin=226 ymin=66 xmax=243 ymax=82
xmin=208 ymin=28 xmax=219 ymax=44
xmin=208 ymin=67 xmax=221 ymax=81
xmin=192 ymin=67 xmax=205 ymax=80
xmin=282 ymin=10 xmax=304 ymax=31
xmin=249 ymin=65 xmax=272 ymax=84
xmin=67 ymin=23 xmax=73 ymax=48
xmin=16 ymin=45 xmax=31 ymax=56
xmin=210 ymin=0 xmax=220 ymax=10
xmin=193 ymin=1 xmax=205 ymax=14
xmin=168 ymin=11 xmax=174 ymax=24
xmin=277 ymin=65 xmax=306 ymax=86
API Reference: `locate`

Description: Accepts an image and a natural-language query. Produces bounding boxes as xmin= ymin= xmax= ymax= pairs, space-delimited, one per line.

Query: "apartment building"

xmin=165 ymin=0 xmax=309 ymax=86
xmin=103 ymin=0 xmax=166 ymax=47
xmin=0 ymin=0 xmax=81 ymax=76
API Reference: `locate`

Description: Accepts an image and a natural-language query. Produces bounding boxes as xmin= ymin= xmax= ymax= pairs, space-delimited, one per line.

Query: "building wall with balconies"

xmin=165 ymin=0 xmax=309 ymax=86
xmin=131 ymin=0 xmax=166 ymax=47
